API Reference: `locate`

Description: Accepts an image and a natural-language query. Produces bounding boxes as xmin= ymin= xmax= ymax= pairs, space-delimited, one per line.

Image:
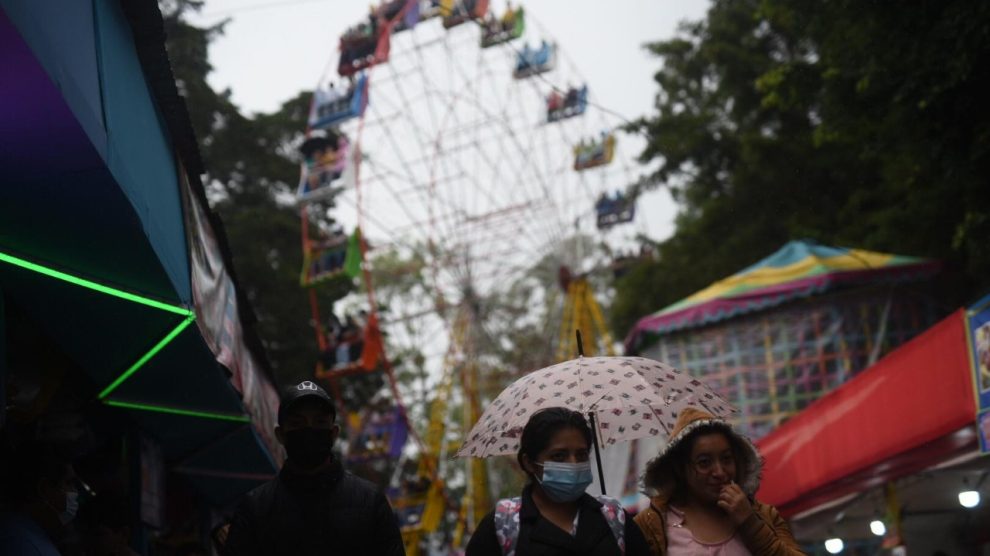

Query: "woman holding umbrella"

xmin=634 ymin=408 xmax=803 ymax=556
xmin=466 ymin=407 xmax=650 ymax=556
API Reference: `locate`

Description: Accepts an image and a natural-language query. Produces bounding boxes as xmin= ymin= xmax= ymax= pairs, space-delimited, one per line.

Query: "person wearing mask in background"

xmin=223 ymin=381 xmax=404 ymax=556
xmin=634 ymin=408 xmax=803 ymax=556
xmin=466 ymin=407 xmax=650 ymax=556
xmin=0 ymin=446 xmax=79 ymax=555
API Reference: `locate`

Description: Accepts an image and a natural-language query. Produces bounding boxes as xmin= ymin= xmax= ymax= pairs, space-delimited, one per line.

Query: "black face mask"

xmin=284 ymin=427 xmax=335 ymax=470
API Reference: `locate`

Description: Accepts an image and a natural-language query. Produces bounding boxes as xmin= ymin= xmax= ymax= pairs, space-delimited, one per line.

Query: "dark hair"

xmin=516 ymin=408 xmax=592 ymax=474
xmin=647 ymin=424 xmax=748 ymax=503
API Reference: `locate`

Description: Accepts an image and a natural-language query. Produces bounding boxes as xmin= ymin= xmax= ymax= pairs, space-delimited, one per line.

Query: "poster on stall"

xmin=978 ymin=410 xmax=990 ymax=454
xmin=967 ymin=296 xmax=990 ymax=410
xmin=967 ymin=293 xmax=990 ymax=454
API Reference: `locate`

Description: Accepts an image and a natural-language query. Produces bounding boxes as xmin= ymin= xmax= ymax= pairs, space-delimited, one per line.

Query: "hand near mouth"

xmin=717 ymin=480 xmax=754 ymax=525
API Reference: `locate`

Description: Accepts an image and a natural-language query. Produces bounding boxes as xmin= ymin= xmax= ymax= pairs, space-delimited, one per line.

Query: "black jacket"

xmin=224 ymin=458 xmax=404 ymax=556
xmin=465 ymin=485 xmax=650 ymax=556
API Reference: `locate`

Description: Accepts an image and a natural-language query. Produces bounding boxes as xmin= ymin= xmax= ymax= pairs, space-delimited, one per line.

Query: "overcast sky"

xmin=189 ymin=1 xmax=711 ymax=245
xmin=186 ymin=0 xmax=713 ymax=353
xmin=191 ymin=1 xmax=710 ymax=121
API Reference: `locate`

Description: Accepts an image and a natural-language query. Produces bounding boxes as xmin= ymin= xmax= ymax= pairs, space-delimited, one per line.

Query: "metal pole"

xmin=587 ymin=411 xmax=606 ymax=495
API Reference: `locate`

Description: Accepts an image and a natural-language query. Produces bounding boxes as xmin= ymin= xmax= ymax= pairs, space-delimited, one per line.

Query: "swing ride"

xmin=293 ymin=1 xmax=648 ymax=552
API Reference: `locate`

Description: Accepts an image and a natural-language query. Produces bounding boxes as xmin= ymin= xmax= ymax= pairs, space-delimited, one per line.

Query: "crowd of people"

xmin=0 ymin=431 xmax=201 ymax=555
xmin=219 ymin=380 xmax=800 ymax=556
xmin=3 ymin=375 xmax=800 ymax=556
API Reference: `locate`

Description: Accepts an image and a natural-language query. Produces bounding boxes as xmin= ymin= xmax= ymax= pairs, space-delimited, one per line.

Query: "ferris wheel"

xmin=294 ymin=0 xmax=647 ymax=551
xmin=325 ymin=4 xmax=639 ymax=349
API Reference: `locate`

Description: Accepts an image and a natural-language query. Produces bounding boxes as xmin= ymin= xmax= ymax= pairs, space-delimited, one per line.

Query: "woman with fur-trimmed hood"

xmin=634 ymin=408 xmax=804 ymax=556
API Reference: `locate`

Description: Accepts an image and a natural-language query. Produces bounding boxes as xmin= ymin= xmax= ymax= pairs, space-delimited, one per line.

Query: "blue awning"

xmin=1 ymin=0 xmax=277 ymax=505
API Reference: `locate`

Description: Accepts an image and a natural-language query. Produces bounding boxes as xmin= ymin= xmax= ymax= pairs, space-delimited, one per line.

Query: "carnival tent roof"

xmin=1 ymin=0 xmax=278 ymax=505
xmin=625 ymin=240 xmax=940 ymax=352
xmin=754 ymin=306 xmax=979 ymax=518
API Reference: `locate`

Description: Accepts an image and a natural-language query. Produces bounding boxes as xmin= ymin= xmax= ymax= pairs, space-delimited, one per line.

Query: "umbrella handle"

xmin=587 ymin=411 xmax=606 ymax=496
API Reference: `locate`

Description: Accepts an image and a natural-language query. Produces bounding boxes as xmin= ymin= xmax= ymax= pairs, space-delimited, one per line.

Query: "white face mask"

xmin=47 ymin=490 xmax=79 ymax=525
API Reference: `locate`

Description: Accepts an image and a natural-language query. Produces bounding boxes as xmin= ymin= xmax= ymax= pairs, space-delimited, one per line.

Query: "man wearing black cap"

xmin=223 ymin=381 xmax=404 ymax=556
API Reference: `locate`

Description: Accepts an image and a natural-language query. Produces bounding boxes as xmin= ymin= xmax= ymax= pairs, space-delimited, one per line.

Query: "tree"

xmin=612 ymin=0 xmax=990 ymax=338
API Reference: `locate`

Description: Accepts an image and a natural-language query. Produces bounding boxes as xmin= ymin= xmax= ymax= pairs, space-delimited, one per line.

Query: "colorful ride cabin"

xmin=297 ymin=132 xmax=350 ymax=203
xmin=513 ymin=40 xmax=555 ymax=78
xmin=309 ymin=73 xmax=369 ymax=130
xmin=573 ymin=132 xmax=615 ymax=170
xmin=547 ymin=84 xmax=588 ymax=122
xmin=338 ymin=15 xmax=392 ymax=76
xmin=440 ymin=0 xmax=488 ymax=28
xmin=480 ymin=4 xmax=524 ymax=48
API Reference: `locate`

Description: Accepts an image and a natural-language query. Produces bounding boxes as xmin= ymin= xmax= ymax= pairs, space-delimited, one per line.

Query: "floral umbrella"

xmin=456 ymin=356 xmax=736 ymax=459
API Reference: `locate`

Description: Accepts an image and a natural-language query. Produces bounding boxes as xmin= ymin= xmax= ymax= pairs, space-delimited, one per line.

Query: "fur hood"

xmin=641 ymin=407 xmax=763 ymax=497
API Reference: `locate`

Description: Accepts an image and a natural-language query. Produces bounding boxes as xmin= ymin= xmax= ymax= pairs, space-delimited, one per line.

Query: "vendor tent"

xmin=755 ymin=299 xmax=988 ymax=552
xmin=627 ymin=240 xmax=943 ymax=438
xmin=1 ymin=0 xmax=279 ymax=505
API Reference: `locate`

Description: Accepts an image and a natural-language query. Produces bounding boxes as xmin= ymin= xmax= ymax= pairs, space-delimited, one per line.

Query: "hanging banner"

xmin=181 ymin=169 xmax=283 ymax=464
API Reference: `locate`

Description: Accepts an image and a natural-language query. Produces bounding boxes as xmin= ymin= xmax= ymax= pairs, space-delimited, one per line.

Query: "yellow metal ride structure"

xmin=393 ymin=269 xmax=614 ymax=555
xmin=557 ymin=266 xmax=615 ymax=360
xmin=395 ymin=303 xmax=491 ymax=555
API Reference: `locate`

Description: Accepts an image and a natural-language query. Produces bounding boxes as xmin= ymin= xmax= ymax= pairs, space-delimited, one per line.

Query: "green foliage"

xmin=613 ymin=0 xmax=990 ymax=338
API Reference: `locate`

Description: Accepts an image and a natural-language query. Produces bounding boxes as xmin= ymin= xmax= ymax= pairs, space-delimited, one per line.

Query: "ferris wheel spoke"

xmin=364 ymin=96 xmax=469 ymax=256
xmin=410 ymin=37 xmax=564 ymax=256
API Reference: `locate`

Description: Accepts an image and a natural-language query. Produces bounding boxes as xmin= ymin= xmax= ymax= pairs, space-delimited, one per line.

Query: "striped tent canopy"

xmin=626 ymin=240 xmax=939 ymax=351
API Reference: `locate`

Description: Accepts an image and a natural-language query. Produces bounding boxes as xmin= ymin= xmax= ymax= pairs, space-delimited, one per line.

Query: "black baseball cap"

xmin=278 ymin=381 xmax=335 ymax=424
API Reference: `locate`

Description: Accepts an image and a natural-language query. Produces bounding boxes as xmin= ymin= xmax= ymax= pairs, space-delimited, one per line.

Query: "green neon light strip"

xmin=97 ymin=316 xmax=195 ymax=399
xmin=105 ymin=400 xmax=250 ymax=423
xmin=0 ymin=251 xmax=192 ymax=316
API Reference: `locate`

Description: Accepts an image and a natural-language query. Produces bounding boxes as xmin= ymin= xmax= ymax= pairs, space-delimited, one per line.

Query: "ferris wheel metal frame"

xmin=295 ymin=1 xmax=647 ymax=550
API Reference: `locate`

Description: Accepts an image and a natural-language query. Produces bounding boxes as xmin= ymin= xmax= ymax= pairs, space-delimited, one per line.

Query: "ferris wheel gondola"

xmin=338 ymin=17 xmax=393 ymax=76
xmin=513 ymin=40 xmax=556 ymax=78
xmin=440 ymin=0 xmax=489 ymax=28
xmin=573 ymin=131 xmax=616 ymax=170
xmin=480 ymin=3 xmax=524 ymax=47
xmin=309 ymin=73 xmax=369 ymax=130
xmin=547 ymin=84 xmax=588 ymax=122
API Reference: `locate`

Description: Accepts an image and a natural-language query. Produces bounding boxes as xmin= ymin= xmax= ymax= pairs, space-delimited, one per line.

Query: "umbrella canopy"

xmin=456 ymin=356 xmax=735 ymax=458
